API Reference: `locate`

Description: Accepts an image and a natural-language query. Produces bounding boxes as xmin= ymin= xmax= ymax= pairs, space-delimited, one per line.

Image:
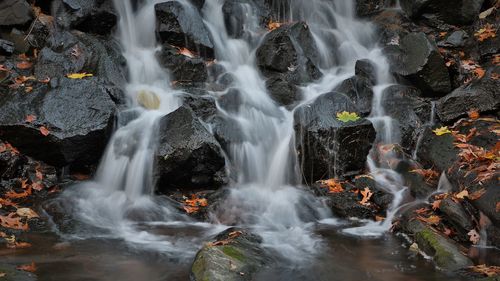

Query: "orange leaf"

xmin=432 ymin=200 xmax=441 ymax=210
xmin=183 ymin=206 xmax=199 ymax=214
xmin=0 ymin=213 xmax=29 ymax=231
xmin=468 ymin=109 xmax=480 ymax=120
xmin=39 ymin=126 xmax=50 ymax=136
xmin=321 ymin=179 xmax=344 ymax=193
xmin=16 ymin=262 xmax=36 ymax=273
xmin=6 ymin=186 xmax=32 ymax=199
xmin=455 ymin=190 xmax=469 ymax=199
xmin=496 ymin=202 xmax=500 ymax=213
xmin=359 ymin=187 xmax=373 ymax=206
xmin=16 ymin=61 xmax=33 ymax=70
xmin=25 ymin=115 xmax=37 ymax=123
xmin=418 ymin=215 xmax=441 ymax=225
xmin=7 ymin=241 xmax=32 ymax=249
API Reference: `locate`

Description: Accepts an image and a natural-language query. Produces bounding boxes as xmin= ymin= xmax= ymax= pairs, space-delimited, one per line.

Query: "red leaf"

xmin=16 ymin=262 xmax=36 ymax=273
xmin=16 ymin=61 xmax=33 ymax=70
xmin=25 ymin=115 xmax=37 ymax=123
xmin=39 ymin=126 xmax=50 ymax=136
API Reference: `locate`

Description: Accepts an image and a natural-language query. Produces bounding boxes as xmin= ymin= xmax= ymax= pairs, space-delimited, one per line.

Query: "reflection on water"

xmin=2 ymin=223 xmax=487 ymax=281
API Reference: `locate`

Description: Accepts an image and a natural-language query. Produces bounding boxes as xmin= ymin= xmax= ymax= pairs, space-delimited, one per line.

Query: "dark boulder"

xmin=155 ymin=1 xmax=214 ymax=58
xmin=388 ymin=32 xmax=451 ymax=95
xmin=380 ymin=85 xmax=432 ymax=150
xmin=333 ymin=75 xmax=374 ymax=116
xmin=355 ymin=0 xmax=385 ymax=17
xmin=191 ymin=228 xmax=272 ymax=281
xmin=436 ymin=77 xmax=500 ymax=123
xmin=0 ymin=78 xmax=117 ymax=167
xmin=155 ymin=105 xmax=227 ymax=191
xmin=157 ymin=46 xmax=208 ymax=83
xmin=440 ymin=197 xmax=474 ymax=241
xmin=400 ymin=0 xmax=485 ymax=25
xmin=256 ymin=22 xmax=322 ymax=84
xmin=222 ymin=0 xmax=270 ymax=38
xmin=60 ymin=0 xmax=118 ymax=35
xmin=265 ymin=75 xmax=301 ymax=107
xmin=355 ymin=59 xmax=377 ymax=85
xmin=0 ymin=39 xmax=15 ymax=56
xmin=415 ymin=127 xmax=458 ymax=172
xmin=0 ymin=0 xmax=33 ymax=27
xmin=294 ymin=92 xmax=376 ymax=183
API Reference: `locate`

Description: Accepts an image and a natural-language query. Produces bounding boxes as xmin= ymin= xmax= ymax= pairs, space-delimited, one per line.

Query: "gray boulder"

xmin=0 ymin=0 xmax=33 ymax=27
xmin=400 ymin=0 xmax=485 ymax=25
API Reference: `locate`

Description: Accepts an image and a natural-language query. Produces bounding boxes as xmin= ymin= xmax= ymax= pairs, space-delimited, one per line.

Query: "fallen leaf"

xmin=468 ymin=109 xmax=480 ymax=120
xmin=455 ymin=190 xmax=469 ymax=199
xmin=468 ymin=229 xmax=480 ymax=244
xmin=16 ymin=208 xmax=39 ymax=219
xmin=479 ymin=7 xmax=495 ymax=19
xmin=359 ymin=187 xmax=373 ymax=206
xmin=321 ymin=179 xmax=344 ymax=193
xmin=375 ymin=216 xmax=385 ymax=222
xmin=66 ymin=72 xmax=93 ymax=79
xmin=25 ymin=115 xmax=36 ymax=123
xmin=0 ymin=272 xmax=5 ymax=278
xmin=418 ymin=215 xmax=441 ymax=225
xmin=228 ymin=231 xmax=243 ymax=239
xmin=38 ymin=77 xmax=50 ymax=84
xmin=337 ymin=111 xmax=361 ymax=123
xmin=433 ymin=126 xmax=452 ymax=136
xmin=39 ymin=126 xmax=50 ymax=136
xmin=443 ymin=227 xmax=453 ymax=236
xmin=0 ymin=213 xmax=29 ymax=231
xmin=31 ymin=182 xmax=44 ymax=191
xmin=7 ymin=241 xmax=32 ymax=249
xmin=432 ymin=200 xmax=441 ymax=210
xmin=496 ymin=202 xmax=500 ymax=213
xmin=469 ymin=264 xmax=500 ymax=277
xmin=16 ymin=262 xmax=36 ymax=273
xmin=469 ymin=189 xmax=487 ymax=200
xmin=16 ymin=61 xmax=33 ymax=70
xmin=474 ymin=23 xmax=496 ymax=42
xmin=415 ymin=207 xmax=430 ymax=215
xmin=177 ymin=47 xmax=195 ymax=58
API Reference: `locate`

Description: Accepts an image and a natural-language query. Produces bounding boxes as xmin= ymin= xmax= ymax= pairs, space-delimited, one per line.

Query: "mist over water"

xmin=51 ymin=0 xmax=411 ymax=261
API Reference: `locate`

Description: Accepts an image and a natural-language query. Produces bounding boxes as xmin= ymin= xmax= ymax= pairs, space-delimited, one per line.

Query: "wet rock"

xmin=355 ymin=59 xmax=377 ymax=85
xmin=222 ymin=0 xmax=269 ymax=38
xmin=0 ymin=78 xmax=117 ymax=167
xmin=438 ymin=30 xmax=468 ymax=48
xmin=0 ymin=263 xmax=37 ymax=281
xmin=34 ymin=31 xmax=127 ymax=89
xmin=355 ymin=0 xmax=385 ymax=17
xmin=380 ymin=85 xmax=431 ymax=150
xmin=402 ymin=218 xmax=473 ymax=271
xmin=389 ymin=32 xmax=451 ymax=95
xmin=155 ymin=1 xmax=214 ymax=58
xmin=60 ymin=0 xmax=118 ymax=35
xmin=155 ymin=105 xmax=227 ymax=191
xmin=440 ymin=197 xmax=474 ymax=240
xmin=415 ymin=127 xmax=458 ymax=172
xmin=182 ymin=93 xmax=218 ymax=123
xmin=191 ymin=228 xmax=272 ymax=281
xmin=333 ymin=75 xmax=374 ymax=116
xmin=436 ymin=77 xmax=500 ymax=123
xmin=265 ymin=75 xmax=301 ymax=107
xmin=294 ymin=92 xmax=376 ymax=183
xmin=0 ymin=0 xmax=33 ymax=27
xmin=157 ymin=46 xmax=208 ymax=83
xmin=256 ymin=22 xmax=322 ymax=85
xmin=0 ymin=39 xmax=15 ymax=56
xmin=372 ymin=9 xmax=413 ymax=46
xmin=400 ymin=0 xmax=485 ymax=25
xmin=218 ymin=89 xmax=242 ymax=114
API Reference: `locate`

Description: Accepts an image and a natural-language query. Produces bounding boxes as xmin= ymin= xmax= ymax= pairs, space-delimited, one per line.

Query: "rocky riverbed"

xmin=0 ymin=0 xmax=499 ymax=280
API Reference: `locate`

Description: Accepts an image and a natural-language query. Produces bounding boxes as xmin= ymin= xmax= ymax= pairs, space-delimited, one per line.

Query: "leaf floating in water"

xmin=433 ymin=126 xmax=452 ymax=136
xmin=66 ymin=72 xmax=93 ymax=79
xmin=137 ymin=90 xmax=160 ymax=110
xmin=469 ymin=264 xmax=500 ymax=277
xmin=336 ymin=111 xmax=360 ymax=123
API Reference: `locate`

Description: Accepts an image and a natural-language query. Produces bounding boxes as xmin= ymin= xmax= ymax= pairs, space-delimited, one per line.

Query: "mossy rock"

xmin=190 ymin=228 xmax=273 ymax=281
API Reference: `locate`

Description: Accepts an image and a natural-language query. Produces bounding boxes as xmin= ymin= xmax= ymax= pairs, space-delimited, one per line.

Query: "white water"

xmin=54 ymin=0 xmax=412 ymax=261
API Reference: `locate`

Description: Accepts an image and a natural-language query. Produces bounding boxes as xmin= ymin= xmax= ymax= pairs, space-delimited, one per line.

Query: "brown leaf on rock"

xmin=417 ymin=215 xmax=441 ymax=225
xmin=432 ymin=200 xmax=441 ymax=210
xmin=25 ymin=115 xmax=36 ymax=123
xmin=39 ymin=126 xmax=50 ymax=136
xmin=320 ymin=179 xmax=344 ymax=193
xmin=0 ymin=213 xmax=29 ymax=231
xmin=496 ymin=202 xmax=500 ymax=213
xmin=455 ymin=190 xmax=469 ymax=199
xmin=16 ymin=262 xmax=36 ymax=273
xmin=468 ymin=109 xmax=480 ymax=120
xmin=16 ymin=61 xmax=33 ymax=70
xmin=469 ymin=264 xmax=500 ymax=277
xmin=468 ymin=229 xmax=480 ymax=244
xmin=359 ymin=187 xmax=373 ymax=206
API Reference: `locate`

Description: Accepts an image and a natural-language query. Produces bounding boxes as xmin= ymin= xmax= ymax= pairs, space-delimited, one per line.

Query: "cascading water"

xmin=52 ymin=0 xmax=411 ymax=261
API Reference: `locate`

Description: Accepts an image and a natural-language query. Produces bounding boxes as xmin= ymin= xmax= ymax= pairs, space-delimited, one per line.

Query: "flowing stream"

xmin=44 ymin=0 xmax=435 ymax=275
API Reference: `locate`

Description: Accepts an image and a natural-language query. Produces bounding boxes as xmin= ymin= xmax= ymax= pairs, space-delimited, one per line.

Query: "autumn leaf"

xmin=268 ymin=20 xmax=285 ymax=31
xmin=16 ymin=262 xmax=36 ymax=273
xmin=433 ymin=126 xmax=452 ymax=136
xmin=228 ymin=231 xmax=243 ymax=239
xmin=39 ymin=126 xmax=50 ymax=136
xmin=375 ymin=216 xmax=385 ymax=222
xmin=7 ymin=241 xmax=32 ymax=249
xmin=432 ymin=200 xmax=441 ymax=210
xmin=469 ymin=264 xmax=500 ymax=277
xmin=16 ymin=61 xmax=33 ymax=70
xmin=25 ymin=115 xmax=36 ymax=123
xmin=468 ymin=229 xmax=480 ymax=244
xmin=496 ymin=202 xmax=500 ymax=213
xmin=16 ymin=208 xmax=39 ymax=219
xmin=455 ymin=190 xmax=469 ymax=199
xmin=469 ymin=189 xmax=487 ymax=200
xmin=321 ymin=179 xmax=344 ymax=193
xmin=177 ymin=47 xmax=195 ymax=58
xmin=337 ymin=111 xmax=360 ymax=123
xmin=359 ymin=187 xmax=373 ymax=206
xmin=474 ymin=23 xmax=496 ymax=42
xmin=0 ymin=272 xmax=5 ymax=278
xmin=410 ymin=169 xmax=439 ymax=183
xmin=415 ymin=207 xmax=430 ymax=215
xmin=66 ymin=72 xmax=93 ymax=79
xmin=468 ymin=109 xmax=480 ymax=120
xmin=0 ymin=213 xmax=29 ymax=231
xmin=418 ymin=215 xmax=441 ymax=225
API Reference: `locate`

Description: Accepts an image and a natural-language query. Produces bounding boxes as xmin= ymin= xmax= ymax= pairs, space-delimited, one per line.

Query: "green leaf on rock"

xmin=336 ymin=111 xmax=360 ymax=123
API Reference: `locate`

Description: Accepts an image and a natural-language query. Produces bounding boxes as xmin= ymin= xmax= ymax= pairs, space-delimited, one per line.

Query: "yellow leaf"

xmin=455 ymin=190 xmax=469 ymax=199
xmin=16 ymin=208 xmax=39 ymax=219
xmin=433 ymin=126 xmax=452 ymax=136
xmin=337 ymin=111 xmax=361 ymax=123
xmin=66 ymin=72 xmax=93 ymax=79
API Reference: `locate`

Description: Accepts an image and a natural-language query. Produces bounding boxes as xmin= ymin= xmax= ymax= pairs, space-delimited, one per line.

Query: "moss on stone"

xmin=222 ymin=245 xmax=246 ymax=263
xmin=416 ymin=228 xmax=453 ymax=268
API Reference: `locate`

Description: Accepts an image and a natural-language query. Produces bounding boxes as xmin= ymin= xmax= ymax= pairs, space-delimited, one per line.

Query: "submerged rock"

xmin=0 ymin=78 xmax=117 ymax=167
xmin=294 ymin=92 xmax=376 ymax=183
xmin=400 ymin=0 xmax=485 ymax=25
xmin=155 ymin=105 xmax=227 ymax=191
xmin=389 ymin=32 xmax=451 ymax=95
xmin=436 ymin=77 xmax=500 ymax=123
xmin=191 ymin=228 xmax=272 ymax=281
xmin=0 ymin=0 xmax=33 ymax=27
xmin=155 ymin=1 xmax=214 ymax=58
